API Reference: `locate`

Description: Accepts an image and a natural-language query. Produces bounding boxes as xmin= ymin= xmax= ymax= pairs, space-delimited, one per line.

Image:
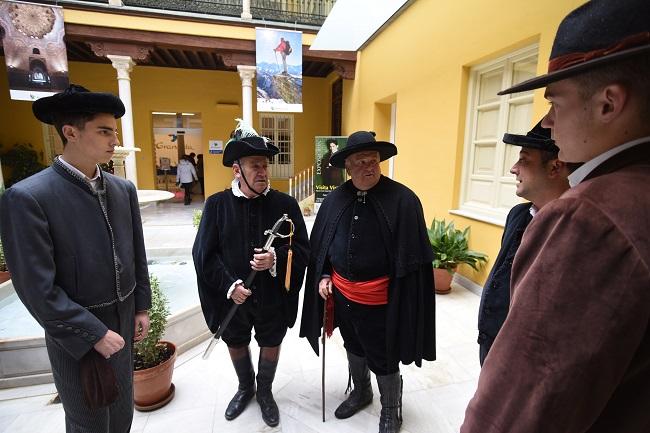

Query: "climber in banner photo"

xmin=255 ymin=28 xmax=303 ymax=113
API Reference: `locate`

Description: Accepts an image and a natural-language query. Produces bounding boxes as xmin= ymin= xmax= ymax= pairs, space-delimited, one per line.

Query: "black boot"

xmin=224 ymin=347 xmax=255 ymax=420
xmin=256 ymin=347 xmax=280 ymax=427
xmin=377 ymin=372 xmax=402 ymax=433
xmin=334 ymin=351 xmax=374 ymax=419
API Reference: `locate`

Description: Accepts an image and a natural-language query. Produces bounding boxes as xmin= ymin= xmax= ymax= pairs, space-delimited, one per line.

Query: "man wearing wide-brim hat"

xmin=476 ymin=120 xmax=576 ymax=367
xmin=0 ymin=85 xmax=151 ymax=432
xmin=192 ymin=120 xmax=309 ymax=428
xmin=462 ymin=1 xmax=650 ymax=432
xmin=300 ymin=131 xmax=435 ymax=433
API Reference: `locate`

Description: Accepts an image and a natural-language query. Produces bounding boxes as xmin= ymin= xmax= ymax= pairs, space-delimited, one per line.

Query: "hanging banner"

xmin=256 ymin=28 xmax=302 ymax=113
xmin=315 ymin=136 xmax=347 ymax=205
xmin=0 ymin=1 xmax=70 ymax=101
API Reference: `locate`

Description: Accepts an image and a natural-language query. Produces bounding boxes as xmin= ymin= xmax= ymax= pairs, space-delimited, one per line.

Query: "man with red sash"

xmin=300 ymin=131 xmax=436 ymax=433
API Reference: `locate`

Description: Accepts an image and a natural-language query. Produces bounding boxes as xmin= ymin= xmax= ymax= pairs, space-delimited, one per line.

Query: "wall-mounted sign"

xmin=209 ymin=140 xmax=224 ymax=154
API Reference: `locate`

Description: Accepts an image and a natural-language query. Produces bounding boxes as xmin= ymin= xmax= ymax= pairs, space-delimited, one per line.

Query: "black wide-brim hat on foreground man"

xmin=32 ymin=84 xmax=125 ymax=124
xmin=222 ymin=119 xmax=279 ymax=167
xmin=499 ymin=0 xmax=650 ymax=95
xmin=503 ymin=120 xmax=559 ymax=154
xmin=329 ymin=130 xmax=397 ymax=168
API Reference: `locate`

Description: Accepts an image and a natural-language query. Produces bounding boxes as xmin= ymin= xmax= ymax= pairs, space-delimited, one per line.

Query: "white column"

xmin=237 ymin=65 xmax=256 ymax=127
xmin=108 ymin=55 xmax=140 ymax=185
xmin=241 ymin=0 xmax=252 ymax=20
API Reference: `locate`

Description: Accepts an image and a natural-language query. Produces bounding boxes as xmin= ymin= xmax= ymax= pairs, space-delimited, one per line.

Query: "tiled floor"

xmin=0 ymin=199 xmax=481 ymax=433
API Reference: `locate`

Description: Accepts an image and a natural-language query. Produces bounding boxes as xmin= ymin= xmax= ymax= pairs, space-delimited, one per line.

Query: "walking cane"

xmin=321 ymin=297 xmax=327 ymax=422
xmin=202 ymin=214 xmax=294 ymax=359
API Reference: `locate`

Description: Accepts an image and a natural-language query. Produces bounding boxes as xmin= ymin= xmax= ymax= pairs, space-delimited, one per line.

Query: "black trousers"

xmin=334 ymin=289 xmax=399 ymax=375
xmin=222 ymin=299 xmax=288 ymax=348
xmin=46 ymin=296 xmax=135 ymax=433
xmin=181 ymin=182 xmax=193 ymax=205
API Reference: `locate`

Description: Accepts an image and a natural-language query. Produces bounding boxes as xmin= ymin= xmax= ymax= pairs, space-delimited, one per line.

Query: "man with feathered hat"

xmin=462 ymin=0 xmax=650 ymax=431
xmin=192 ymin=119 xmax=309 ymax=427
xmin=0 ymin=85 xmax=151 ymax=432
xmin=300 ymin=131 xmax=436 ymax=433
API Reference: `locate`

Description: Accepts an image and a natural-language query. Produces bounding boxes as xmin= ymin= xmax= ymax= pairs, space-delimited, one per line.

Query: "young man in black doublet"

xmin=193 ymin=122 xmax=309 ymax=427
xmin=300 ymin=131 xmax=436 ymax=433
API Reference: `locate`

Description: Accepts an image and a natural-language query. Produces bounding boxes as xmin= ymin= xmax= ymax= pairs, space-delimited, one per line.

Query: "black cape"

xmin=299 ymin=176 xmax=436 ymax=366
xmin=193 ymin=188 xmax=309 ymax=334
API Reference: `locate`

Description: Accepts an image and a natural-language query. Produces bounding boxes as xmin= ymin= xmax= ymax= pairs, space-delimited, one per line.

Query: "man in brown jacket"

xmin=462 ymin=1 xmax=650 ymax=432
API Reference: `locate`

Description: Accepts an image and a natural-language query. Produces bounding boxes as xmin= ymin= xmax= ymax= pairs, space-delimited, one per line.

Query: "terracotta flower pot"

xmin=0 ymin=271 xmax=10 ymax=285
xmin=434 ymin=268 xmax=455 ymax=295
xmin=133 ymin=341 xmax=176 ymax=411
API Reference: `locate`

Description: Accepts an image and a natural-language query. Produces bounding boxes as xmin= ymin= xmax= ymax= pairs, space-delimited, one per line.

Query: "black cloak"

xmin=299 ymin=176 xmax=436 ymax=366
xmin=193 ymin=189 xmax=309 ymax=334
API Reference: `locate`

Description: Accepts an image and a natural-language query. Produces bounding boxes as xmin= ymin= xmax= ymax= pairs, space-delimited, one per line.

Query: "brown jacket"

xmin=462 ymin=142 xmax=650 ymax=433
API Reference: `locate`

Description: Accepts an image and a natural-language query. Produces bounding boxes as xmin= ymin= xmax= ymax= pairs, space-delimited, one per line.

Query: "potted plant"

xmin=133 ymin=274 xmax=177 ymax=411
xmin=0 ymin=239 xmax=10 ymax=284
xmin=428 ymin=218 xmax=488 ymax=294
xmin=0 ymin=143 xmax=46 ymax=186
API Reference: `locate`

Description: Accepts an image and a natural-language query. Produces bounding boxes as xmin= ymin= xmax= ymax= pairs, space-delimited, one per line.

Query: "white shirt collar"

xmin=231 ymin=178 xmax=270 ymax=198
xmin=568 ymin=136 xmax=650 ymax=187
xmin=59 ymin=156 xmax=102 ymax=190
xmin=529 ymin=205 xmax=538 ymax=218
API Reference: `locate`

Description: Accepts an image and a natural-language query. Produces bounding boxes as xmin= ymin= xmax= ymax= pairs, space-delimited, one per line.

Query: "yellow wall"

xmin=1 ymin=59 xmax=331 ymax=195
xmin=344 ymin=0 xmax=586 ymax=285
xmin=63 ymin=9 xmax=317 ymax=45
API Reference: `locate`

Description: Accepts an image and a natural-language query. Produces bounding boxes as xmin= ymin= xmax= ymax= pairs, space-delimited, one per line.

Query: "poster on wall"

xmin=0 ymin=1 xmax=69 ymax=101
xmin=255 ymin=28 xmax=302 ymax=113
xmin=315 ymin=136 xmax=347 ymax=204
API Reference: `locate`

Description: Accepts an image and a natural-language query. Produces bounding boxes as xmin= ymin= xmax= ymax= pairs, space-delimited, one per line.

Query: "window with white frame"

xmin=456 ymin=45 xmax=539 ymax=225
xmin=259 ymin=113 xmax=294 ymax=178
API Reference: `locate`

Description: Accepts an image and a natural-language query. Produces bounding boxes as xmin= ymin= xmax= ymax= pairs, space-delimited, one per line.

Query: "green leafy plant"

xmin=192 ymin=209 xmax=203 ymax=229
xmin=0 ymin=143 xmax=46 ymax=186
xmin=134 ymin=275 xmax=171 ymax=370
xmin=428 ymin=219 xmax=488 ymax=273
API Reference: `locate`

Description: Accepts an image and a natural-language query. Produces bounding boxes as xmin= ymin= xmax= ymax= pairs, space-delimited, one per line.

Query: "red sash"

xmin=332 ymin=269 xmax=389 ymax=305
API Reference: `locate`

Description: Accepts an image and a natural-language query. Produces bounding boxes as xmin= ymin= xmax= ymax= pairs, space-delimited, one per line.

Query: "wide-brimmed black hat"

xmin=329 ymin=131 xmax=397 ymax=168
xmin=503 ymin=120 xmax=559 ymax=154
xmin=222 ymin=119 xmax=279 ymax=167
xmin=499 ymin=0 xmax=650 ymax=95
xmin=32 ymin=84 xmax=125 ymax=124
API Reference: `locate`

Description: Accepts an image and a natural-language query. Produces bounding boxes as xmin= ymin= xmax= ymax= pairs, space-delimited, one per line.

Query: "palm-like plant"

xmin=428 ymin=219 xmax=488 ymax=273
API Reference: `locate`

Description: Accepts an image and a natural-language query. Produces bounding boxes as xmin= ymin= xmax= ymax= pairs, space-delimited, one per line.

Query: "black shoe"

xmin=225 ymin=387 xmax=255 ymax=420
xmin=256 ymin=390 xmax=279 ymax=427
xmin=334 ymin=352 xmax=373 ymax=419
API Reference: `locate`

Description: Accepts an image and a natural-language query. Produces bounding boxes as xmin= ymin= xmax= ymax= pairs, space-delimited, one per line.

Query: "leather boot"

xmin=334 ymin=351 xmax=373 ymax=419
xmin=256 ymin=347 xmax=280 ymax=427
xmin=224 ymin=346 xmax=255 ymax=420
xmin=377 ymin=372 xmax=402 ymax=433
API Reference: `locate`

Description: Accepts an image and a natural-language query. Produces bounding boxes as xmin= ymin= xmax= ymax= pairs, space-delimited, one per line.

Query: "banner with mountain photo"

xmin=255 ymin=28 xmax=302 ymax=113
xmin=0 ymin=1 xmax=69 ymax=101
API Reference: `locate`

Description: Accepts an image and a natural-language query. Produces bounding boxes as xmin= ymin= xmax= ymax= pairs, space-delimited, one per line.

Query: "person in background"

xmin=176 ymin=155 xmax=198 ymax=205
xmin=196 ymin=154 xmax=205 ymax=196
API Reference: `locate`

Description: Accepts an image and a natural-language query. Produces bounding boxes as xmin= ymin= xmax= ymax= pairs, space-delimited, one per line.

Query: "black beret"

xmin=32 ymin=84 xmax=125 ymax=124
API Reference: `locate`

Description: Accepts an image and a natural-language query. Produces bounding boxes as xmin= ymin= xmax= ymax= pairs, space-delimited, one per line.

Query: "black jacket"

xmin=300 ymin=176 xmax=436 ymax=366
xmin=477 ymin=202 xmax=533 ymax=347
xmin=193 ymin=188 xmax=309 ymax=333
xmin=0 ymin=159 xmax=151 ymax=360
